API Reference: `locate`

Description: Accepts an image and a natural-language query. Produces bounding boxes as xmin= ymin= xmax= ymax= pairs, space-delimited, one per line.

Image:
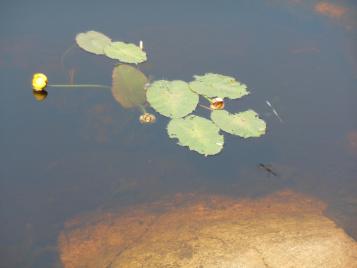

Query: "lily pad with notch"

xmin=167 ymin=115 xmax=224 ymax=156
xmin=147 ymin=80 xmax=199 ymax=118
xmin=189 ymin=73 xmax=249 ymax=99
xmin=104 ymin=41 xmax=147 ymax=64
xmin=211 ymin=109 xmax=266 ymax=138
xmin=75 ymin=31 xmax=112 ymax=55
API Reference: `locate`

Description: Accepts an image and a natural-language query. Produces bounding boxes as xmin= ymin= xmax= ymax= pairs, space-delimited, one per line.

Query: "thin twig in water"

xmin=266 ymin=100 xmax=283 ymax=123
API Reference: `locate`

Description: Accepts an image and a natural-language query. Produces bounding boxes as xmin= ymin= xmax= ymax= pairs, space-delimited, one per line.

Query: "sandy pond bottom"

xmin=58 ymin=190 xmax=357 ymax=268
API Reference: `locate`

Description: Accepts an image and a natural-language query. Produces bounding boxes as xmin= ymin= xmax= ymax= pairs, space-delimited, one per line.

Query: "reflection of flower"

xmin=139 ymin=113 xmax=156 ymax=124
xmin=32 ymin=73 xmax=48 ymax=91
xmin=32 ymin=90 xmax=48 ymax=101
xmin=210 ymin=98 xmax=225 ymax=110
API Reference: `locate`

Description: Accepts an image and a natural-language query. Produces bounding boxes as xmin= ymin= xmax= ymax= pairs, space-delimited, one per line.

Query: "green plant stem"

xmin=201 ymin=95 xmax=213 ymax=103
xmin=60 ymin=44 xmax=76 ymax=69
xmin=187 ymin=85 xmax=213 ymax=103
xmin=198 ymin=104 xmax=212 ymax=111
xmin=138 ymin=104 xmax=147 ymax=114
xmin=48 ymin=84 xmax=111 ymax=89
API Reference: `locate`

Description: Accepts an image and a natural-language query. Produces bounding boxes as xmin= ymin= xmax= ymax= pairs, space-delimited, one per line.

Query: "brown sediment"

xmin=347 ymin=131 xmax=357 ymax=154
xmin=314 ymin=2 xmax=347 ymax=19
xmin=58 ymin=190 xmax=357 ymax=268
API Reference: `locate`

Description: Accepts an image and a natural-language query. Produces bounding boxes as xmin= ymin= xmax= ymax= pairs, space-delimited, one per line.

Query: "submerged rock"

xmin=347 ymin=130 xmax=357 ymax=154
xmin=58 ymin=190 xmax=357 ymax=268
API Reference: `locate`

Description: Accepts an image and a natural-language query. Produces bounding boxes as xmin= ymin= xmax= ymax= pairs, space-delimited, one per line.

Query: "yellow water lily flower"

xmin=32 ymin=73 xmax=48 ymax=91
xmin=139 ymin=113 xmax=156 ymax=124
xmin=210 ymin=97 xmax=225 ymax=110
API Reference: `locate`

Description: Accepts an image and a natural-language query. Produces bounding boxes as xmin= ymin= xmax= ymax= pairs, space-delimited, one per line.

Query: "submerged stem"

xmin=138 ymin=104 xmax=147 ymax=114
xmin=60 ymin=44 xmax=76 ymax=69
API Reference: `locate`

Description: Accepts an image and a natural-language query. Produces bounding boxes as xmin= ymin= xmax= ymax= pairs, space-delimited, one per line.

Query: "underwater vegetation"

xmin=31 ymin=30 xmax=267 ymax=156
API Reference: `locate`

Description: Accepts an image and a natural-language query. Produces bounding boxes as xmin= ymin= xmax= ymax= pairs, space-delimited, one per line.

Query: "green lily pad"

xmin=189 ymin=73 xmax=249 ymax=99
xmin=146 ymin=80 xmax=199 ymax=118
xmin=75 ymin=31 xmax=112 ymax=55
xmin=167 ymin=115 xmax=224 ymax=156
xmin=211 ymin=110 xmax=266 ymax=138
xmin=104 ymin=41 xmax=147 ymax=64
xmin=112 ymin=64 xmax=148 ymax=109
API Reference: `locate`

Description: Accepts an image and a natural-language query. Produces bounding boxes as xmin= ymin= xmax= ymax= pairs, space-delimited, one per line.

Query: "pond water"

xmin=1 ymin=1 xmax=356 ymax=267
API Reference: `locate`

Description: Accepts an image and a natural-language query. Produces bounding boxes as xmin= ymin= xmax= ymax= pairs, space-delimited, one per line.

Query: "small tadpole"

xmin=258 ymin=163 xmax=278 ymax=177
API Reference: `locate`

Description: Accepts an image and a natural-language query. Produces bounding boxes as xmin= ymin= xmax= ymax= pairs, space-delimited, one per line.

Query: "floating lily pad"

xmin=167 ymin=115 xmax=224 ymax=156
xmin=211 ymin=109 xmax=266 ymax=138
xmin=112 ymin=64 xmax=148 ymax=108
xmin=104 ymin=41 xmax=147 ymax=64
xmin=75 ymin=31 xmax=112 ymax=55
xmin=189 ymin=73 xmax=249 ymax=99
xmin=146 ymin=80 xmax=199 ymax=118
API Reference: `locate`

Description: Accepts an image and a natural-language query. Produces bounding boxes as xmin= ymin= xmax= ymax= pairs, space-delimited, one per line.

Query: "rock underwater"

xmin=58 ymin=190 xmax=357 ymax=268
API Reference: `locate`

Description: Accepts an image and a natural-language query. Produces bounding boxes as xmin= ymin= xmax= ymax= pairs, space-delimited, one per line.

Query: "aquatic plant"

xmin=76 ymin=30 xmax=147 ymax=64
xmin=189 ymin=73 xmax=249 ymax=99
xmin=104 ymin=42 xmax=147 ymax=64
xmin=146 ymin=73 xmax=266 ymax=155
xmin=167 ymin=115 xmax=224 ymax=156
xmin=111 ymin=64 xmax=148 ymax=109
xmin=32 ymin=30 xmax=267 ymax=156
xmin=146 ymin=80 xmax=199 ymax=118
xmin=75 ymin=31 xmax=112 ymax=55
xmin=111 ymin=64 xmax=155 ymax=122
xmin=32 ymin=73 xmax=48 ymax=91
xmin=211 ymin=110 xmax=266 ymax=138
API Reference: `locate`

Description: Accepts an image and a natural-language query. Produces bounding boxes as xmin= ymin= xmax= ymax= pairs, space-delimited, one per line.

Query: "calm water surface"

xmin=1 ymin=1 xmax=356 ymax=267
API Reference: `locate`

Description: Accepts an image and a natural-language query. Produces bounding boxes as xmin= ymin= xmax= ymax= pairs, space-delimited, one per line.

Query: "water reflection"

xmin=32 ymin=90 xmax=48 ymax=102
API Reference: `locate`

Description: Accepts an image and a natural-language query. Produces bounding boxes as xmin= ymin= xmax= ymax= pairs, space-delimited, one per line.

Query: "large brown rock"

xmin=58 ymin=190 xmax=357 ymax=268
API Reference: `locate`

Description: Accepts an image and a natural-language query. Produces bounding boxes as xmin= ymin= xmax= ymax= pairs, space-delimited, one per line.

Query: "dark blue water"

xmin=1 ymin=0 xmax=356 ymax=267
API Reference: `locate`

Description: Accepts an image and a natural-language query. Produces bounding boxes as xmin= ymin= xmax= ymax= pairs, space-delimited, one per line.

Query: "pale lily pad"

xmin=211 ymin=110 xmax=266 ymax=138
xmin=104 ymin=41 xmax=147 ymax=64
xmin=167 ymin=115 xmax=224 ymax=156
xmin=146 ymin=80 xmax=199 ymax=118
xmin=75 ymin=31 xmax=112 ymax=55
xmin=189 ymin=73 xmax=249 ymax=99
xmin=112 ymin=64 xmax=148 ymax=108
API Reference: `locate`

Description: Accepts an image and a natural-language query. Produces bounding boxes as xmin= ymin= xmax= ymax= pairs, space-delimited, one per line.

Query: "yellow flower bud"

xmin=139 ymin=113 xmax=156 ymax=124
xmin=32 ymin=73 xmax=48 ymax=91
xmin=210 ymin=98 xmax=225 ymax=110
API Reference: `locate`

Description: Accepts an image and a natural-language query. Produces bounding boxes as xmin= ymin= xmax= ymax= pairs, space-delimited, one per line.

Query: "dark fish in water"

xmin=258 ymin=163 xmax=278 ymax=177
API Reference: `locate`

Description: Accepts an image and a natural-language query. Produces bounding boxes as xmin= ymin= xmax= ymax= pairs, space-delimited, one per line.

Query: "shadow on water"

xmin=0 ymin=0 xmax=357 ymax=267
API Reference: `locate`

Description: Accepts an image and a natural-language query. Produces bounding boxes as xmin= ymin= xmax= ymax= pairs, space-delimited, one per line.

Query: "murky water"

xmin=1 ymin=1 xmax=356 ymax=267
